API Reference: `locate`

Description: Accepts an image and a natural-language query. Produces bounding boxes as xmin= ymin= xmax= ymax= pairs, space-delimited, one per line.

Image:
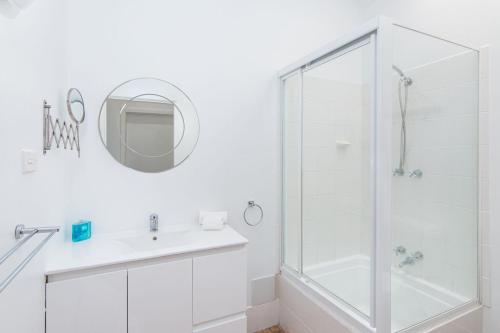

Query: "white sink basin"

xmin=118 ymin=228 xmax=193 ymax=252
xmin=45 ymin=225 xmax=248 ymax=275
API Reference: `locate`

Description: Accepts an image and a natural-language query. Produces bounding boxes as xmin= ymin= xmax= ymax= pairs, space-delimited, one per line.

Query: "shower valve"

xmin=399 ymin=251 xmax=424 ymax=268
xmin=409 ymin=169 xmax=423 ymax=178
xmin=393 ymin=246 xmax=406 ymax=256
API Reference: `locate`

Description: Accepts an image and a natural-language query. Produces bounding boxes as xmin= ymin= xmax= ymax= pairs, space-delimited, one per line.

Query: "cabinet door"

xmin=46 ymin=270 xmax=127 ymax=333
xmin=128 ymin=259 xmax=192 ymax=333
xmin=193 ymin=248 xmax=247 ymax=324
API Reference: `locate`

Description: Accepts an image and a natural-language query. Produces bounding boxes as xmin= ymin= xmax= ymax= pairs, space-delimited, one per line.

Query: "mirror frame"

xmin=97 ymin=77 xmax=200 ymax=173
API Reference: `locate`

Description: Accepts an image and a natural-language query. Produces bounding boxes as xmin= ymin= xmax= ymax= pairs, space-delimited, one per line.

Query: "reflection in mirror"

xmin=99 ymin=78 xmax=199 ymax=173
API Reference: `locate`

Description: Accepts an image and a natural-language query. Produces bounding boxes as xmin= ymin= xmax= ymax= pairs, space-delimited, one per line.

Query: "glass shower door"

xmin=390 ymin=25 xmax=479 ymax=332
xmin=300 ymin=37 xmax=374 ymax=317
xmin=282 ymin=71 xmax=302 ymax=273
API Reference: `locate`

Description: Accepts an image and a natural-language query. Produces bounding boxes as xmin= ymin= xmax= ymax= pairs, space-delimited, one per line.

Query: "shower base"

xmin=303 ymin=255 xmax=470 ymax=332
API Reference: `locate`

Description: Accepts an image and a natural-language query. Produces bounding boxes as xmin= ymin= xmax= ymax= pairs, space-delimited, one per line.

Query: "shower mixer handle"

xmin=393 ymin=246 xmax=406 ymax=256
xmin=412 ymin=251 xmax=424 ymax=261
xmin=409 ymin=169 xmax=423 ymax=178
xmin=399 ymin=251 xmax=424 ymax=268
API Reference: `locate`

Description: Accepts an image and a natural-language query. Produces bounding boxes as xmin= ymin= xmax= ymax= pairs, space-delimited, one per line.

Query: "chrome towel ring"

xmin=243 ymin=201 xmax=263 ymax=226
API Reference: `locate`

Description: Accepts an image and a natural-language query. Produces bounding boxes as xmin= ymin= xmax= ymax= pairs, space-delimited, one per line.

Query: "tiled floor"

xmin=257 ymin=326 xmax=284 ymax=333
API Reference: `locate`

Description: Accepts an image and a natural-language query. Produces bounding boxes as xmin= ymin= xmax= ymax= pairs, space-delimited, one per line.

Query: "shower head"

xmin=393 ymin=65 xmax=412 ymax=86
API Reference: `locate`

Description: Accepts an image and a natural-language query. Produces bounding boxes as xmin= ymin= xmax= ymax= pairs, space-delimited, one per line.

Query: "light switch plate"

xmin=22 ymin=149 xmax=38 ymax=173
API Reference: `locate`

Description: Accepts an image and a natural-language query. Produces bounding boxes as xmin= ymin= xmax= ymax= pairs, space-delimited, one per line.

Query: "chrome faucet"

xmin=399 ymin=251 xmax=423 ymax=268
xmin=150 ymin=213 xmax=159 ymax=232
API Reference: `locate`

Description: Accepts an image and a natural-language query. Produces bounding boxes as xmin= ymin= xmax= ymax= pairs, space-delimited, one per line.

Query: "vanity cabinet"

xmin=128 ymin=259 xmax=193 ymax=333
xmin=46 ymin=270 xmax=127 ymax=333
xmin=193 ymin=249 xmax=247 ymax=324
xmin=45 ymin=246 xmax=247 ymax=333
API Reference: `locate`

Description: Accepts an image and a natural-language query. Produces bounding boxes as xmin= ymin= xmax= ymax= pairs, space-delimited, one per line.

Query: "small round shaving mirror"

xmin=66 ymin=88 xmax=86 ymax=124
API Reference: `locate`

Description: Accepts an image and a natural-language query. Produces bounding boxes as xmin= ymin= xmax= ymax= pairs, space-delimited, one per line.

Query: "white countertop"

xmin=45 ymin=224 xmax=248 ymax=275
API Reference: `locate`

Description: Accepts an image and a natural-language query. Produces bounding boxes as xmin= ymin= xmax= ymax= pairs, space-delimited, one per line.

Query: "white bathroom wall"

xmin=0 ymin=1 xmax=365 ymax=333
xmin=0 ymin=0 xmax=73 ymax=332
xmin=64 ymin=0 xmax=364 ymax=327
xmin=4 ymin=1 xmax=495 ymax=333
xmin=358 ymin=1 xmax=499 ymax=331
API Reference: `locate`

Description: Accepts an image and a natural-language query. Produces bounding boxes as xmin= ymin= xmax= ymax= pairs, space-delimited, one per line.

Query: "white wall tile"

xmin=391 ymin=51 xmax=480 ymax=302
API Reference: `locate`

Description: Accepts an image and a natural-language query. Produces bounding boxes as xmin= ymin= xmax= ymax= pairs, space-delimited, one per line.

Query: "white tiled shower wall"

xmin=284 ymin=73 xmax=371 ymax=270
xmin=391 ymin=50 xmax=480 ymax=299
xmin=301 ymin=77 xmax=371 ymax=267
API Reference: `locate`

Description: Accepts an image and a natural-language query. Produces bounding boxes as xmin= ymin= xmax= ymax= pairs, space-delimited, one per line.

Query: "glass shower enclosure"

xmin=281 ymin=17 xmax=480 ymax=332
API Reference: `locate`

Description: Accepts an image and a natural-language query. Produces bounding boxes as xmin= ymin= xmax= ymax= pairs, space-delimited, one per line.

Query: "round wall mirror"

xmin=98 ymin=77 xmax=200 ymax=173
xmin=67 ymin=88 xmax=86 ymax=124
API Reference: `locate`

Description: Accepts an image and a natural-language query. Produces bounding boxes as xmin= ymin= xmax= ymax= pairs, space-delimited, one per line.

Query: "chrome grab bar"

xmin=0 ymin=224 xmax=60 ymax=294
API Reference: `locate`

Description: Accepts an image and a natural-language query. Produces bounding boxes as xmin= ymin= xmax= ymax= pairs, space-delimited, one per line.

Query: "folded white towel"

xmin=199 ymin=211 xmax=227 ymax=231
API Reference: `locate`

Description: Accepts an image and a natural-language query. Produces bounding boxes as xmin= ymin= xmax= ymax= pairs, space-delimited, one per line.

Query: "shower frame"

xmin=279 ymin=16 xmax=482 ymax=333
